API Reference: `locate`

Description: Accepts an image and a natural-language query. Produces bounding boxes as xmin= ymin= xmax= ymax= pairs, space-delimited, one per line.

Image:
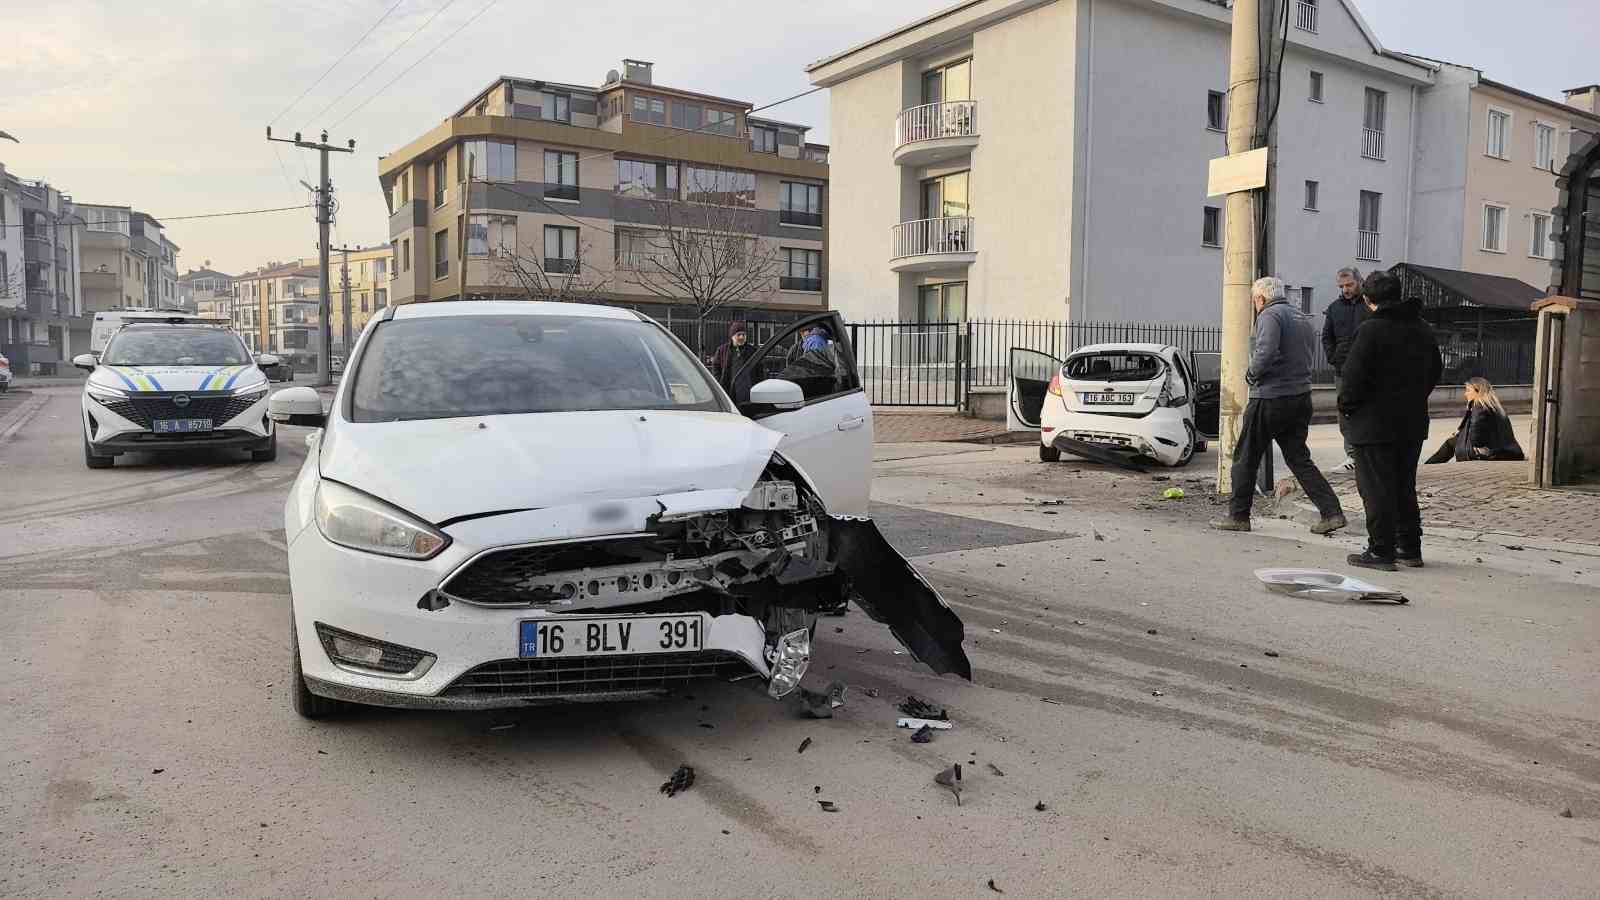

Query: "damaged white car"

xmin=270 ymin=301 xmax=971 ymax=718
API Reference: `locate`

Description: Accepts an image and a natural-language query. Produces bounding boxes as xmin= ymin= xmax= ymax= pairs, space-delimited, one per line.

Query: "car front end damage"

xmin=289 ymin=458 xmax=971 ymax=709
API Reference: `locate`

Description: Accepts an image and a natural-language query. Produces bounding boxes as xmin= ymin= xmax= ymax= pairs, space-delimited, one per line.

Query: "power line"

xmin=0 ymin=205 xmax=313 ymax=228
xmin=312 ymin=0 xmax=460 ymax=126
xmin=271 ymin=0 xmax=408 ymax=125
xmin=331 ymin=0 xmax=499 ymax=129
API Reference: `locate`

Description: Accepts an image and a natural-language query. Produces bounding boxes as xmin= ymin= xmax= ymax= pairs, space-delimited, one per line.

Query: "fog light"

xmin=314 ymin=622 xmax=434 ymax=679
xmin=766 ymin=627 xmax=811 ymax=699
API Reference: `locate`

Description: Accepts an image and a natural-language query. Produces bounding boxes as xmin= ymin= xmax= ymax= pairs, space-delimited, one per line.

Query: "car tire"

xmin=251 ymin=433 xmax=278 ymax=463
xmin=1171 ymin=422 xmax=1197 ymax=468
xmin=291 ymin=629 xmax=349 ymax=720
xmin=1039 ymin=443 xmax=1062 ymax=462
xmin=84 ymin=433 xmax=113 ymax=469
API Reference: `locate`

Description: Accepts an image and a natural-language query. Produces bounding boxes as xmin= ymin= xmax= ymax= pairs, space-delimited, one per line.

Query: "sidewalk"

xmin=871 ymin=409 xmax=1018 ymax=444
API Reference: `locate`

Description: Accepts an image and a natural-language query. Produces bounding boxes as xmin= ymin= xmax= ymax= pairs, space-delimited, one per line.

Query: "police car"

xmin=73 ymin=320 xmax=281 ymax=468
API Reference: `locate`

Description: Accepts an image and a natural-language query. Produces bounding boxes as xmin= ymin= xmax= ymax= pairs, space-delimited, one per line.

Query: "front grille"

xmin=97 ymin=392 xmax=262 ymax=428
xmin=444 ymin=538 xmax=670 ymax=606
xmin=441 ymin=651 xmax=750 ymax=698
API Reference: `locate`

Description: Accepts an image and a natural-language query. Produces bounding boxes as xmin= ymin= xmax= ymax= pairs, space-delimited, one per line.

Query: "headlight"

xmin=231 ymin=379 xmax=268 ymax=398
xmin=314 ymin=480 xmax=450 ymax=560
xmin=87 ymin=386 xmax=127 ymax=404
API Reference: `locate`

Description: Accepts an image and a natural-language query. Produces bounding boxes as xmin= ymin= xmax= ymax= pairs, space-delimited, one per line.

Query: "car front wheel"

xmin=291 ymin=628 xmax=350 ymax=720
xmin=251 ymin=432 xmax=278 ymax=463
xmin=83 ymin=433 xmax=113 ymax=469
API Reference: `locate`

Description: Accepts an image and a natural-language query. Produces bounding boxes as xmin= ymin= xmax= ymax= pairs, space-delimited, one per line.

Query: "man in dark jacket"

xmin=1322 ymin=266 xmax=1369 ymax=470
xmin=1338 ymin=270 xmax=1444 ymax=570
xmin=1211 ymin=277 xmax=1346 ymax=535
xmin=711 ymin=321 xmax=758 ymax=402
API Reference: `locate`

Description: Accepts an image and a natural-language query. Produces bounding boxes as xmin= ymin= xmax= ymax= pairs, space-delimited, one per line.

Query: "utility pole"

xmin=458 ymin=152 xmax=474 ymax=302
xmin=335 ymin=244 xmax=353 ymax=354
xmin=1216 ymin=0 xmax=1264 ymax=495
xmin=266 ymin=127 xmax=354 ymax=387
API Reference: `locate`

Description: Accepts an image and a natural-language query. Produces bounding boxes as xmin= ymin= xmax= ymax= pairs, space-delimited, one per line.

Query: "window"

xmin=1206 ymin=91 xmax=1226 ymax=131
xmin=1363 ymin=88 xmax=1386 ymax=160
xmin=703 ymin=109 xmax=737 ymax=136
xmin=781 ymin=248 xmax=822 ymax=292
xmin=613 ymin=228 xmax=666 ymax=270
xmin=459 ymin=139 xmax=516 ymax=182
xmin=432 ymin=158 xmax=447 ymax=207
xmin=544 ymin=225 xmax=579 ymax=274
xmin=1300 ymin=286 xmax=1314 ymax=314
xmin=751 ymin=125 xmax=778 ymax=154
xmin=920 ymin=171 xmax=969 ymax=219
xmin=631 ymin=94 xmax=667 ymax=125
xmin=434 ymin=229 xmax=449 ymax=279
xmin=401 ymin=238 xmax=411 ymax=272
xmin=1358 ymin=191 xmax=1382 ymax=260
xmin=377 ymin=288 xmax=388 ymax=307
xmin=466 ymin=214 xmax=517 ymax=257
xmin=375 ymin=258 xmax=387 ymax=280
xmin=1304 ymin=179 xmax=1319 ymax=210
xmin=398 ymin=172 xmax=410 ymax=205
xmin=1295 ymin=0 xmax=1318 ymax=32
xmin=1486 ymin=108 xmax=1511 ymax=159
xmin=1529 ymin=212 xmax=1552 ymax=258
xmin=1309 ymin=71 xmax=1324 ymax=102
xmin=780 ymin=182 xmax=823 ymax=227
xmin=1534 ymin=123 xmax=1556 ymax=170
xmin=921 ymin=58 xmax=971 ymax=104
xmin=359 ymin=294 xmax=368 ymax=313
xmin=615 ymin=158 xmax=678 ymax=200
xmin=541 ymin=91 xmax=570 ymax=123
xmin=670 ymin=100 xmax=701 ymax=130
xmin=1479 ymin=203 xmax=1509 ymax=253
xmin=1202 ymin=207 xmax=1221 ymax=247
xmin=682 ymin=166 xmax=756 ymax=207
xmin=544 ymin=151 xmax=578 ymax=201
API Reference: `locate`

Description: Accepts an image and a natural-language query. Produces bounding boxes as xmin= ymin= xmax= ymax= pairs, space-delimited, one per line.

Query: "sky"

xmin=1 ymin=0 xmax=1595 ymax=277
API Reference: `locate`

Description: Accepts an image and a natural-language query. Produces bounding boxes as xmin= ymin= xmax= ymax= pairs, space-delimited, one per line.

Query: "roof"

xmin=806 ymin=0 xmax=985 ymax=73
xmin=239 ymin=263 xmax=317 ymax=280
xmin=394 ymin=300 xmax=637 ymax=321
xmin=1394 ymin=264 xmax=1545 ymax=311
xmin=179 ymin=267 xmax=234 ymax=281
xmin=1565 ymin=83 xmax=1600 ymax=93
xmin=1480 ymin=78 xmax=1600 ymax=125
xmin=455 ymin=73 xmax=757 ymax=119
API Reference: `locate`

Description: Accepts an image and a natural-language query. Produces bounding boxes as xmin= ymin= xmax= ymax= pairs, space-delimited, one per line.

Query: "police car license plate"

xmin=153 ymin=418 xmax=213 ymax=434
xmin=518 ymin=614 xmax=706 ymax=659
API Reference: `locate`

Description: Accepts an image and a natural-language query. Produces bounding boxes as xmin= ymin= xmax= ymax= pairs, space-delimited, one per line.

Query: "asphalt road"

xmin=2 ymin=385 xmax=1596 ymax=898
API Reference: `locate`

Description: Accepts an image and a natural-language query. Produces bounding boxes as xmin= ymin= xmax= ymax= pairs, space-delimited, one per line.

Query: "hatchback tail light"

xmin=1047 ymin=372 xmax=1063 ymax=396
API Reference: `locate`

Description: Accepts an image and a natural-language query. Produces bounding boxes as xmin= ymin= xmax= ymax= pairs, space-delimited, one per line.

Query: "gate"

xmin=849 ymin=322 xmax=964 ymax=408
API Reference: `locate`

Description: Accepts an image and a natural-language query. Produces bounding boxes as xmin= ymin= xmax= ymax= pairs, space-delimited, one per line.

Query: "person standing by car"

xmin=1212 ymin=277 xmax=1347 ymax=535
xmin=711 ymin=321 xmax=757 ymax=401
xmin=1423 ymin=377 xmax=1523 ymax=464
xmin=1338 ymin=270 xmax=1444 ymax=570
xmin=1322 ymin=267 xmax=1368 ymax=471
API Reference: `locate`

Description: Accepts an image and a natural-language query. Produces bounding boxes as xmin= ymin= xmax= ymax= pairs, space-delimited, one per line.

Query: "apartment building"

xmin=377 ymin=60 xmax=829 ymax=326
xmin=0 ymin=167 xmax=83 ymax=371
xmin=295 ymin=245 xmax=392 ymax=353
xmin=806 ymin=0 xmax=1434 ymax=326
xmin=0 ymin=165 xmax=23 ymax=357
xmin=78 ymin=204 xmax=147 ymax=312
xmin=232 ymin=262 xmax=321 ymax=368
xmin=179 ymin=266 xmax=235 ymax=318
xmin=1409 ymin=68 xmax=1600 ymax=288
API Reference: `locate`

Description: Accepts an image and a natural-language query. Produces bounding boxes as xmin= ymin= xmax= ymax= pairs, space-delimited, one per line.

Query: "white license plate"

xmin=1081 ymin=392 xmax=1136 ymax=405
xmin=153 ymin=418 xmax=213 ymax=433
xmin=518 ymin=614 xmax=707 ymax=659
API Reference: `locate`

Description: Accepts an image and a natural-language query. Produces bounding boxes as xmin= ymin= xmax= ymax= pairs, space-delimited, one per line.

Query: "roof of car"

xmin=1069 ymin=342 xmax=1176 ymax=355
xmin=391 ymin=300 xmax=639 ymax=321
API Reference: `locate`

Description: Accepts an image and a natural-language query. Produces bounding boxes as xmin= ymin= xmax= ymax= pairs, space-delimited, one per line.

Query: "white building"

xmin=805 ymin=0 xmax=1435 ymax=326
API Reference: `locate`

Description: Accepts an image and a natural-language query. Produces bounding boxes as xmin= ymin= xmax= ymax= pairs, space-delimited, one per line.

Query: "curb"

xmin=0 ymin=392 xmax=50 ymax=447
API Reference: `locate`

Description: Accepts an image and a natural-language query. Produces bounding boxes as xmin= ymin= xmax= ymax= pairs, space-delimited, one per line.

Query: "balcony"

xmin=1295 ymin=0 xmax=1318 ymax=32
xmin=894 ymin=101 xmax=978 ymax=167
xmin=1362 ymin=128 xmax=1385 ymax=161
xmin=1357 ymin=229 xmax=1380 ymax=262
xmin=544 ymin=258 xmax=580 ymax=275
xmin=780 ymin=276 xmax=823 ymax=292
xmin=779 ymin=209 xmax=822 ymax=228
xmin=891 ymin=216 xmax=976 ymax=272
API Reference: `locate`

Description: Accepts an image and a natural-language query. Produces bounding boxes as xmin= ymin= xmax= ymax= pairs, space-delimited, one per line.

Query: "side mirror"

xmin=72 ymin=353 xmax=98 ymax=372
xmin=747 ymin=379 xmax=805 ymax=411
xmin=256 ymin=353 xmax=281 ymax=367
xmin=267 ymin=386 xmax=326 ymax=428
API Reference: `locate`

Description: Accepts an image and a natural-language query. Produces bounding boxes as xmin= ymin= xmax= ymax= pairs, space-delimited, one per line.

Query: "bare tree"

xmin=487 ymin=234 xmax=612 ymax=304
xmin=625 ymin=191 xmax=783 ymax=356
xmin=0 ymin=257 xmax=23 ymax=302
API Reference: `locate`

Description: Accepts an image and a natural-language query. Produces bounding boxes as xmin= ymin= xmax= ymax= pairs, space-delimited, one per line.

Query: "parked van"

xmin=90 ymin=308 xmax=226 ymax=356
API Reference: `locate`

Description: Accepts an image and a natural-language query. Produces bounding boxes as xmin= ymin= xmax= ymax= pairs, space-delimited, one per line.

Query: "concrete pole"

xmin=340 ymin=246 xmax=351 ymax=354
xmin=316 ymin=147 xmax=332 ymax=388
xmin=1216 ymin=0 xmax=1262 ymax=495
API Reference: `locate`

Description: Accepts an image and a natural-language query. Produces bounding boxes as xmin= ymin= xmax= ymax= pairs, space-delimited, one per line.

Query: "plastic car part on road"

xmin=1254 ymin=569 xmax=1408 ymax=603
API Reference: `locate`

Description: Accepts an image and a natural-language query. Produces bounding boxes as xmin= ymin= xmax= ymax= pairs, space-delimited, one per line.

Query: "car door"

xmin=1190 ymin=350 xmax=1221 ymax=438
xmin=1007 ymin=347 xmax=1064 ymax=431
xmin=732 ymin=312 xmax=871 ymax=517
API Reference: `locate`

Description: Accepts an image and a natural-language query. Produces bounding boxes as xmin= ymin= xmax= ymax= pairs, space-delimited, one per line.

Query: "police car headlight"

xmin=314 ymin=480 xmax=450 ymax=561
xmin=233 ymin=385 xmax=268 ymax=405
xmin=87 ymin=387 xmax=127 ymax=404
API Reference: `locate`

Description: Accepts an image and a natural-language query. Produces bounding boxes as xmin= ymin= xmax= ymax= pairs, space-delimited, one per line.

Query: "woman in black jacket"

xmin=1424 ymin=378 xmax=1524 ymax=464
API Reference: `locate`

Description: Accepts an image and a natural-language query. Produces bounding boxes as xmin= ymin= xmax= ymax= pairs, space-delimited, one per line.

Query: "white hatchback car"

xmin=1009 ymin=343 xmax=1217 ymax=468
xmin=271 ymin=301 xmax=971 ymax=718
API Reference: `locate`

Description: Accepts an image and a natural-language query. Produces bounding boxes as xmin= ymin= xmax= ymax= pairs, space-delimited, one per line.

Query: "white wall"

xmin=0 ymin=190 xmax=22 ymax=311
xmin=821 ymin=59 xmax=905 ymax=324
xmin=1406 ymin=69 xmax=1472 ymax=270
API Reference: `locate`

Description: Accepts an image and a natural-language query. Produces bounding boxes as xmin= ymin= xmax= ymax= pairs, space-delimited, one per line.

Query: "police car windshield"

xmin=103 ymin=328 xmax=249 ymax=366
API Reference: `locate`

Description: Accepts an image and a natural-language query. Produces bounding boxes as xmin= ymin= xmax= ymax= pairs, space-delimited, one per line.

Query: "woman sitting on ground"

xmin=1424 ymin=377 xmax=1524 ymax=464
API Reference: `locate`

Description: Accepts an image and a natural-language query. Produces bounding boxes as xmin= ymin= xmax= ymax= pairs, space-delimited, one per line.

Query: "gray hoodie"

xmin=1246 ymin=298 xmax=1315 ymax=399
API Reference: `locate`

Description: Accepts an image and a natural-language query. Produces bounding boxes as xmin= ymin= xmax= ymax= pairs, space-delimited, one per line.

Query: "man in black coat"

xmin=1322 ymin=266 xmax=1369 ymax=470
xmin=1337 ymin=271 xmax=1444 ymax=571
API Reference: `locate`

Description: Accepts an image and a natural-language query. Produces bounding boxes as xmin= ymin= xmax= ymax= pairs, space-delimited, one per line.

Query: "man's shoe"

xmin=1347 ymin=550 xmax=1398 ymax=572
xmin=1395 ymin=554 xmax=1424 ymax=568
xmin=1338 ymin=458 xmax=1356 ymax=472
xmin=1310 ymin=513 xmax=1348 ymax=535
xmin=1210 ymin=517 xmax=1251 ymax=532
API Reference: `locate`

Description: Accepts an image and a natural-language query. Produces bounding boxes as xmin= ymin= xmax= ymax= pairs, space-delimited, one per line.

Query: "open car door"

xmin=1008 ymin=347 xmax=1064 ymax=431
xmin=1191 ymin=350 xmax=1221 ymax=439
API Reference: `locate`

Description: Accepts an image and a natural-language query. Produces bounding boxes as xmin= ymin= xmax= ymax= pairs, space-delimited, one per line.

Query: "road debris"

xmin=1146 ymin=629 xmax=1158 ymax=635
xmin=987 ymin=762 xmax=1006 ymax=777
xmin=990 ymin=627 xmax=1002 ymax=634
xmin=1034 ymin=801 xmax=1048 ymax=811
xmin=911 ymin=724 xmax=935 ymax=743
xmin=800 ymin=681 xmax=847 ymax=718
xmin=1073 ymin=619 xmax=1086 ymax=626
xmin=1264 ymin=650 xmax=1280 ymax=657
xmin=1151 ymin=690 xmax=1166 ymax=697
xmin=1161 ymin=487 xmax=1186 ymax=500
xmin=814 ymin=785 xmax=821 ymax=794
xmin=1255 ymin=568 xmax=1408 ymax=604
xmin=659 ymin=765 xmax=696 ymax=797
xmin=935 ymin=763 xmax=964 ymax=805
xmin=1040 ymin=697 xmax=1063 ymax=705
xmin=818 ymin=800 xmax=840 ymax=812
xmin=987 ymin=878 xmax=1005 ymax=893
xmin=488 ymin=722 xmax=517 ymax=732
xmin=1559 ymin=807 xmax=1574 ymax=818
xmin=863 ymin=687 xmax=880 ymax=698
xmin=899 ymin=696 xmax=948 ymax=720
xmin=151 ymin=768 xmax=165 ymax=775
xmin=1037 ymin=499 xmax=1066 ymax=506
xmin=1506 ymin=545 xmax=1525 ymax=551
xmin=899 ymin=717 xmax=953 ymax=731
xmin=797 ymin=737 xmax=812 ymax=754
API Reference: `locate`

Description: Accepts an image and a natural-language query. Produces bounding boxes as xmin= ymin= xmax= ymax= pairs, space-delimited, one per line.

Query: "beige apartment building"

xmin=232 ymin=262 xmax=321 ymax=368
xmin=76 ymin=204 xmax=149 ymax=312
xmin=377 ymin=60 xmax=829 ymax=329
xmin=179 ymin=266 xmax=235 ymax=317
xmin=295 ymin=245 xmax=393 ymax=353
xmin=1411 ymin=65 xmax=1600 ymax=288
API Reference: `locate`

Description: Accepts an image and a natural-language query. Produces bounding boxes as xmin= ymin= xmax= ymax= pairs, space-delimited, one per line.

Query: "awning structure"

xmin=1391 ymin=263 xmax=1544 ymax=323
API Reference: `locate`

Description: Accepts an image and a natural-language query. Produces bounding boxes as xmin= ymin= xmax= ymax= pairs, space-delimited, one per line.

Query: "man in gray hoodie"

xmin=1212 ymin=276 xmax=1346 ymax=534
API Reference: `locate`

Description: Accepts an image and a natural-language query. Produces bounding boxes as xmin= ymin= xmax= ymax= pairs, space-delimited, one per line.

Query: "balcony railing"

xmin=893 ymin=216 xmax=975 ymax=259
xmin=780 ymin=276 xmax=823 ymax=292
xmin=544 ymin=185 xmax=579 ymax=202
xmin=1362 ymin=128 xmax=1384 ymax=160
xmin=544 ymin=257 xmax=580 ymax=275
xmin=779 ymin=209 xmax=823 ymax=228
xmin=1357 ymin=230 xmax=1381 ymax=261
xmin=1295 ymin=0 xmax=1318 ymax=32
xmin=896 ymin=101 xmax=978 ymax=148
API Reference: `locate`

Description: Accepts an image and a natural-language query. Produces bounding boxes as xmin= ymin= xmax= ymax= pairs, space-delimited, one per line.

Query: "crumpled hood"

xmin=90 ymin=364 xmax=265 ymax=394
xmin=318 ymin=409 xmax=784 ymax=525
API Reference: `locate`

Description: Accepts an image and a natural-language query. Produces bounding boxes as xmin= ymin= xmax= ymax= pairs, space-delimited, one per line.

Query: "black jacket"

xmin=1453 ymin=405 xmax=1525 ymax=461
xmin=1321 ymin=295 xmax=1370 ymax=372
xmin=713 ymin=342 xmax=758 ymax=399
xmin=1336 ymin=301 xmax=1444 ymax=446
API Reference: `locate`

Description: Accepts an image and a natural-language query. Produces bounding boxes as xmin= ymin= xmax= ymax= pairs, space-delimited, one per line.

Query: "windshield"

xmin=102 ymin=328 xmax=251 ymax=366
xmin=350 ymin=315 xmax=728 ymax=422
xmin=1064 ymin=351 xmax=1165 ymax=383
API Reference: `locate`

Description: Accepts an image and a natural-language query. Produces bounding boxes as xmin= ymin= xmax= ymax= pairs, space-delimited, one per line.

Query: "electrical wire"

xmin=312 ymin=0 xmax=460 ymax=126
xmin=331 ymin=0 xmax=499 ymax=129
xmin=0 ymin=205 xmax=313 ymax=228
xmin=271 ymin=0 xmax=408 ymax=125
